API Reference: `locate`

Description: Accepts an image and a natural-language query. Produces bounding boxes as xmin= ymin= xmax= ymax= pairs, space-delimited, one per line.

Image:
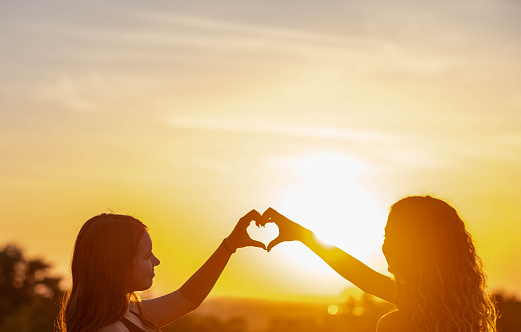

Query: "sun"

xmin=272 ymin=151 xmax=388 ymax=274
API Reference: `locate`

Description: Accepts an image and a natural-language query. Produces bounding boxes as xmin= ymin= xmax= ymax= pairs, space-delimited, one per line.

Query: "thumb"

xmin=248 ymin=239 xmax=267 ymax=250
xmin=267 ymin=236 xmax=284 ymax=252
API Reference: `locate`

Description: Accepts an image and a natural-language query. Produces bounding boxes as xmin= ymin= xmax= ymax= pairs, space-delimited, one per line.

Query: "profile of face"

xmin=381 ymin=197 xmax=424 ymax=276
xmin=381 ymin=233 xmax=396 ymax=274
xmin=381 ymin=206 xmax=416 ymax=276
xmin=127 ymin=232 xmax=160 ymax=292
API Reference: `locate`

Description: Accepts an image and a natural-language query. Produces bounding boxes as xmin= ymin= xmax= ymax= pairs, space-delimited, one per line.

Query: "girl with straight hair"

xmin=57 ymin=210 xmax=265 ymax=332
xmin=260 ymin=196 xmax=497 ymax=332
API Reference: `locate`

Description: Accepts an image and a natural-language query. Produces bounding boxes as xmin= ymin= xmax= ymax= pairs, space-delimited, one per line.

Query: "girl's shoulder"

xmin=377 ymin=309 xmax=412 ymax=332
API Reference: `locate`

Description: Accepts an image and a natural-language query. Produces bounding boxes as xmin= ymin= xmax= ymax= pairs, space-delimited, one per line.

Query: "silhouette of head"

xmin=72 ymin=213 xmax=150 ymax=293
xmin=381 ymin=196 xmax=496 ymax=331
xmin=382 ymin=196 xmax=469 ymax=279
xmin=61 ymin=214 xmax=152 ymax=331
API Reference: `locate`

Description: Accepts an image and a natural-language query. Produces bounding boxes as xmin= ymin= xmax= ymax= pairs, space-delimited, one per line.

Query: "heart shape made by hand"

xmin=247 ymin=221 xmax=279 ymax=248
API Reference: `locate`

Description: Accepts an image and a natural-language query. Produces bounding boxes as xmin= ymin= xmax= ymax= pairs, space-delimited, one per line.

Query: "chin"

xmin=135 ymin=285 xmax=152 ymax=292
xmin=135 ymin=281 xmax=153 ymax=292
xmin=144 ymin=280 xmax=154 ymax=289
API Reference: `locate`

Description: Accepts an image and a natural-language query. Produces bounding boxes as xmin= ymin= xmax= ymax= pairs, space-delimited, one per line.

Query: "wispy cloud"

xmin=169 ymin=116 xmax=392 ymax=143
xmin=1 ymin=3 xmax=478 ymax=74
xmin=168 ymin=115 xmax=521 ymax=170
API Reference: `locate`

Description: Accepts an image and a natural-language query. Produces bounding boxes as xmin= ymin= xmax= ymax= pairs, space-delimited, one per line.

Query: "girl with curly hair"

xmin=260 ymin=196 xmax=497 ymax=331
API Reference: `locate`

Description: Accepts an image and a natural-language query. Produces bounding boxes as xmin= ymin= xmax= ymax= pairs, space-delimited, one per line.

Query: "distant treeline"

xmin=1 ymin=244 xmax=520 ymax=332
xmin=163 ymin=293 xmax=521 ymax=332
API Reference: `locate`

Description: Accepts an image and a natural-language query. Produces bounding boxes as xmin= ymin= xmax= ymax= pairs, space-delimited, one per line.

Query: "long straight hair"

xmin=57 ymin=213 xmax=155 ymax=332
xmin=386 ymin=196 xmax=497 ymax=332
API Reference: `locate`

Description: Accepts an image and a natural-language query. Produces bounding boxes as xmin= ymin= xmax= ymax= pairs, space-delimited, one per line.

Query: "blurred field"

xmin=2 ymin=244 xmax=521 ymax=332
xmin=163 ymin=295 xmax=395 ymax=332
xmin=162 ymin=293 xmax=521 ymax=332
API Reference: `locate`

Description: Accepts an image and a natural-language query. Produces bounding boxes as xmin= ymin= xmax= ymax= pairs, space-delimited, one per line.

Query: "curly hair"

xmin=384 ymin=196 xmax=497 ymax=332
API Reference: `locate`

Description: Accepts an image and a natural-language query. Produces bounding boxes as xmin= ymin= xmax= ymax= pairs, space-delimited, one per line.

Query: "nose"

xmin=153 ymin=254 xmax=160 ymax=266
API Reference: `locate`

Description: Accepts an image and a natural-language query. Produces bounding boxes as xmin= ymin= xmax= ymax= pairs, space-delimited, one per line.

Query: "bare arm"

xmin=142 ymin=210 xmax=266 ymax=328
xmin=261 ymin=208 xmax=396 ymax=303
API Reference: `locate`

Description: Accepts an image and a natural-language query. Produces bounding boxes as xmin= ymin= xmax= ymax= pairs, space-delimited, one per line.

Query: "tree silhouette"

xmin=495 ymin=292 xmax=521 ymax=332
xmin=0 ymin=244 xmax=63 ymax=331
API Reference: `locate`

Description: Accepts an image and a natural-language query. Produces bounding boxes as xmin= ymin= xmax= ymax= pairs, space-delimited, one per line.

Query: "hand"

xmin=258 ymin=207 xmax=308 ymax=252
xmin=226 ymin=210 xmax=267 ymax=251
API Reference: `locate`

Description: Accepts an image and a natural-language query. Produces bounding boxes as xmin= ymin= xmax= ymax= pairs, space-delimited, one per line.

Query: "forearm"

xmin=300 ymin=228 xmax=395 ymax=302
xmin=177 ymin=240 xmax=233 ymax=308
xmin=142 ymin=210 xmax=264 ymax=327
xmin=141 ymin=240 xmax=233 ymax=327
xmin=175 ymin=209 xmax=264 ymax=308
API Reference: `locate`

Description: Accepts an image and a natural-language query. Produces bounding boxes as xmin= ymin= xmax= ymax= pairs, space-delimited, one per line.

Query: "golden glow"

xmin=276 ymin=152 xmax=387 ymax=263
xmin=1 ymin=1 xmax=521 ymax=302
xmin=285 ymin=152 xmax=369 ymax=180
xmin=247 ymin=221 xmax=279 ymax=248
xmin=352 ymin=306 xmax=364 ymax=317
xmin=328 ymin=304 xmax=339 ymax=315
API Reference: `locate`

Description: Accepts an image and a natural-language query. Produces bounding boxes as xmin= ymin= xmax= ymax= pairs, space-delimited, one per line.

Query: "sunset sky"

xmin=1 ymin=0 xmax=520 ymax=302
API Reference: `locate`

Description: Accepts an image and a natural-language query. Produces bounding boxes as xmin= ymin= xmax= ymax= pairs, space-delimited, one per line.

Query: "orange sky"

xmin=1 ymin=0 xmax=521 ymax=301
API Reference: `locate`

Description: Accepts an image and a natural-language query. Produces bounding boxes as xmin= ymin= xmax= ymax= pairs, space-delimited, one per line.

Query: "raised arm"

xmin=141 ymin=210 xmax=266 ymax=328
xmin=260 ymin=208 xmax=395 ymax=303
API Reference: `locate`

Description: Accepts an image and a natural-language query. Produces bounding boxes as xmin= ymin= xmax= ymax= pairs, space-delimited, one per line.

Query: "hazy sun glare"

xmin=272 ymin=152 xmax=388 ymax=276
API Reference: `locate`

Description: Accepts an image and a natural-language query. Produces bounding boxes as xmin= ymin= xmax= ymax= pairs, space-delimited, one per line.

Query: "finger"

xmin=248 ymin=240 xmax=267 ymax=250
xmin=249 ymin=210 xmax=265 ymax=227
xmin=262 ymin=207 xmax=276 ymax=218
xmin=261 ymin=207 xmax=280 ymax=223
xmin=256 ymin=207 xmax=278 ymax=227
xmin=255 ymin=213 xmax=271 ymax=227
xmin=239 ymin=209 xmax=261 ymax=227
xmin=267 ymin=236 xmax=284 ymax=252
xmin=255 ymin=213 xmax=266 ymax=227
xmin=244 ymin=209 xmax=261 ymax=220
